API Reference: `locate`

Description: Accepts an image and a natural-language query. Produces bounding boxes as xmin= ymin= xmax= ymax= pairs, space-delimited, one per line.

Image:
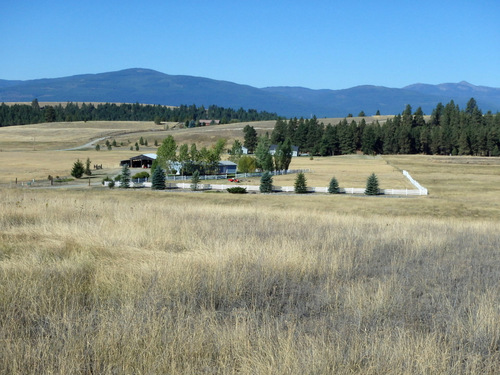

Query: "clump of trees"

xmin=0 ymin=101 xmax=280 ymax=127
xmin=269 ymin=99 xmax=500 ymax=157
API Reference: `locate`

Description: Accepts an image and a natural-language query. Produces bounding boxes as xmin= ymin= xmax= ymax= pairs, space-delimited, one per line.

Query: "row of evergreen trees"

xmin=270 ymin=99 xmax=500 ymax=156
xmin=0 ymin=100 xmax=279 ymax=127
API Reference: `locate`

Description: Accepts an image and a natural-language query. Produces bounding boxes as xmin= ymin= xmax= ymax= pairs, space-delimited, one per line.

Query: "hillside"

xmin=1 ymin=68 xmax=499 ymax=117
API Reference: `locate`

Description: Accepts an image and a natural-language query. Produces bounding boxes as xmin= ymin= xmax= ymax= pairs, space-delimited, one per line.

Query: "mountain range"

xmin=1 ymin=68 xmax=499 ymax=118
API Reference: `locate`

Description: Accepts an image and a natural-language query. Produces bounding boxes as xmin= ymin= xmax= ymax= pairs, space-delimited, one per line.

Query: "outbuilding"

xmin=120 ymin=153 xmax=157 ymax=168
xmin=218 ymin=161 xmax=237 ymax=174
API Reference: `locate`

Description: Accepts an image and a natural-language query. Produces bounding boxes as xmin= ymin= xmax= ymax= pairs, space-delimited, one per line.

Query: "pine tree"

xmin=151 ymin=166 xmax=166 ymax=190
xmin=191 ymin=170 xmax=200 ymax=191
xmin=70 ymin=159 xmax=85 ymax=178
xmin=84 ymin=157 xmax=92 ymax=176
xmin=259 ymin=171 xmax=273 ymax=193
xmin=294 ymin=172 xmax=307 ymax=194
xmin=365 ymin=173 xmax=379 ymax=195
xmin=120 ymin=164 xmax=131 ymax=188
xmin=328 ymin=177 xmax=339 ymax=194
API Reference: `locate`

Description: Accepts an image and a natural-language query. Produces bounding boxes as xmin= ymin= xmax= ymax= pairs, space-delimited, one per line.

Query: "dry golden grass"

xmin=1 ymin=187 xmax=499 ymax=374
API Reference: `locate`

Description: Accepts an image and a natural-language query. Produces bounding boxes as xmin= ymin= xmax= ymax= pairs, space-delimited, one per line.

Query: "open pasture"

xmin=1 ymin=182 xmax=499 ymax=374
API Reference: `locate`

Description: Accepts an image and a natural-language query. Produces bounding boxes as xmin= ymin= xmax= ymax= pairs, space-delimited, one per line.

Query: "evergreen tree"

xmin=255 ymin=136 xmax=272 ymax=170
xmin=191 ymin=170 xmax=200 ymax=191
xmin=243 ymin=125 xmax=258 ymax=152
xmin=151 ymin=166 xmax=166 ymax=190
xmin=294 ymin=172 xmax=307 ymax=194
xmin=70 ymin=159 xmax=85 ymax=178
xmin=328 ymin=177 xmax=339 ymax=194
xmin=84 ymin=157 xmax=92 ymax=176
xmin=365 ymin=173 xmax=380 ymax=195
xmin=259 ymin=171 xmax=273 ymax=193
xmin=119 ymin=164 xmax=131 ymax=188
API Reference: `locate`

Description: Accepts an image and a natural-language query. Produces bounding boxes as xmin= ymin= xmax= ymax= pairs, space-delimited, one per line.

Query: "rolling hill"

xmin=0 ymin=68 xmax=499 ymax=117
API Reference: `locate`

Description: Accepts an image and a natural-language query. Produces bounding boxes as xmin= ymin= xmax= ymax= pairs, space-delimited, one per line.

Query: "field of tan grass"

xmin=1 ymin=186 xmax=499 ymax=374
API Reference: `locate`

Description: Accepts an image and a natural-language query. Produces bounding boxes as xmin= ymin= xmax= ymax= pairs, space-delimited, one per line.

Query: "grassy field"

xmin=1 ymin=120 xmax=500 ymax=374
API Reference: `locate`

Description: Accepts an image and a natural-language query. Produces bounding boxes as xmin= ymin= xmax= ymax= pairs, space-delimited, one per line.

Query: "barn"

xmin=120 ymin=153 xmax=157 ymax=168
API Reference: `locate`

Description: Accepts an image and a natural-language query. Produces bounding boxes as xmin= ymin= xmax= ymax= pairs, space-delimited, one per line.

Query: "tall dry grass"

xmin=1 ymin=187 xmax=499 ymax=374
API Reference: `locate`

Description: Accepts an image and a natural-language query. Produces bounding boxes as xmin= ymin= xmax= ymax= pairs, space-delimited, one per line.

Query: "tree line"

xmin=0 ymin=100 xmax=279 ymax=127
xmin=269 ymin=98 xmax=500 ymax=156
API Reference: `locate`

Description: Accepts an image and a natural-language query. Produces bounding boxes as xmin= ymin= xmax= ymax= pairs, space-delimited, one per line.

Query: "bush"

xmin=227 ymin=187 xmax=247 ymax=194
xmin=365 ymin=173 xmax=380 ymax=195
xmin=328 ymin=177 xmax=339 ymax=194
xmin=102 ymin=176 xmax=112 ymax=185
xmin=132 ymin=171 xmax=150 ymax=179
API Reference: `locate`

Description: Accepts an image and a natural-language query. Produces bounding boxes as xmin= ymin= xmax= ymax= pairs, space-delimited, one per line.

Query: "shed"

xmin=120 ymin=153 xmax=157 ymax=168
xmin=218 ymin=161 xmax=237 ymax=174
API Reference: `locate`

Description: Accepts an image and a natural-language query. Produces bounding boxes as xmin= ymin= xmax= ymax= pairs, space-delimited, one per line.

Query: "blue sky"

xmin=1 ymin=0 xmax=499 ymax=89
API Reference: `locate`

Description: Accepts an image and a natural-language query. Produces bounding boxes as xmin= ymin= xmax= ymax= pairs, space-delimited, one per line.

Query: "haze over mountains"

xmin=1 ymin=68 xmax=499 ymax=118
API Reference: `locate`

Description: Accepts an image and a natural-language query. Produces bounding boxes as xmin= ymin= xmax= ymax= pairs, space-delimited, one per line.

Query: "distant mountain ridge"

xmin=0 ymin=68 xmax=499 ymax=117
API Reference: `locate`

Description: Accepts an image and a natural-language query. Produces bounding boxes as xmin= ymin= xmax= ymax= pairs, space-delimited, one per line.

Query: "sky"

xmin=1 ymin=0 xmax=499 ymax=90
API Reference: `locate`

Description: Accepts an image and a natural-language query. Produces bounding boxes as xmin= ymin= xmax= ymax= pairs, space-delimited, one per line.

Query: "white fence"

xmin=403 ymin=170 xmax=428 ymax=195
xmin=110 ymin=170 xmax=428 ymax=196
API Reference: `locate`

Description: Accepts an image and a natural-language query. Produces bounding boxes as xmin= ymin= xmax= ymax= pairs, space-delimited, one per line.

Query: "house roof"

xmin=128 ymin=154 xmax=157 ymax=161
xmin=269 ymin=144 xmax=299 ymax=152
xmin=219 ymin=161 xmax=237 ymax=166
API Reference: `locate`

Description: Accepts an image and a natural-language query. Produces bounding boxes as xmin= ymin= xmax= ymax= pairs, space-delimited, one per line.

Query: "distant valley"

xmin=1 ymin=68 xmax=499 ymax=118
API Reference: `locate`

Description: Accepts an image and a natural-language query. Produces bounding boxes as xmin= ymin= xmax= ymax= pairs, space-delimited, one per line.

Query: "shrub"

xmin=102 ymin=176 xmax=112 ymax=185
xmin=294 ymin=172 xmax=308 ymax=194
xmin=227 ymin=187 xmax=247 ymax=194
xmin=365 ymin=173 xmax=380 ymax=195
xmin=132 ymin=171 xmax=150 ymax=179
xmin=328 ymin=177 xmax=339 ymax=194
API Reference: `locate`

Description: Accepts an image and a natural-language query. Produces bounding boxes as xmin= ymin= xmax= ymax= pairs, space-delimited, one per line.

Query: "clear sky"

xmin=1 ymin=0 xmax=499 ymax=89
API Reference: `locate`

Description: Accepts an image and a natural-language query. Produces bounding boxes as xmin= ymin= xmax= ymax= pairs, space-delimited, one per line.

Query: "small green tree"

xmin=294 ymin=172 xmax=307 ymax=194
xmin=328 ymin=177 xmax=339 ymax=194
xmin=71 ymin=159 xmax=85 ymax=178
xmin=237 ymin=155 xmax=256 ymax=173
xmin=259 ymin=171 xmax=273 ymax=193
xmin=95 ymin=144 xmax=100 ymax=151
xmin=191 ymin=170 xmax=200 ymax=191
xmin=151 ymin=166 xmax=166 ymax=190
xmin=365 ymin=173 xmax=380 ymax=195
xmin=84 ymin=157 xmax=92 ymax=176
xmin=120 ymin=164 xmax=131 ymax=188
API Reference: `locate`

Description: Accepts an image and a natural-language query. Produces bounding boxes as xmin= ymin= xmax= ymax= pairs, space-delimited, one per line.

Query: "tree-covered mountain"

xmin=0 ymin=68 xmax=499 ymax=117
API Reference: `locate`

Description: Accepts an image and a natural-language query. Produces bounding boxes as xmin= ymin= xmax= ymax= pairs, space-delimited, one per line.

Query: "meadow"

xmin=1 ymin=120 xmax=500 ymax=374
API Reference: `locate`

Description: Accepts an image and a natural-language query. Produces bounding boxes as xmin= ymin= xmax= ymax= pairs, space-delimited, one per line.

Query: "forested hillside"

xmin=0 ymin=101 xmax=279 ymax=127
xmin=270 ymin=99 xmax=500 ymax=156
